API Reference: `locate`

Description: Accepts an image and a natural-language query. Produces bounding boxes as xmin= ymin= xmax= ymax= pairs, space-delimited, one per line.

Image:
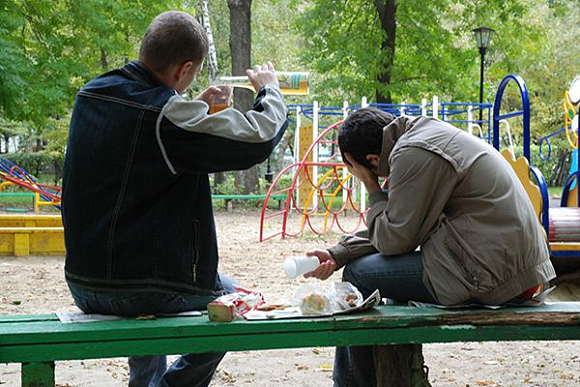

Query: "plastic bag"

xmin=328 ymin=282 xmax=364 ymax=311
xmin=294 ymin=284 xmax=333 ymax=315
xmin=294 ymin=282 xmax=364 ymax=316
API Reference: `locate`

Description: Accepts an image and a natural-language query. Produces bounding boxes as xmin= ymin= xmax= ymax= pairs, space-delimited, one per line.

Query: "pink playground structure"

xmin=259 ymin=96 xmax=492 ymax=241
xmin=259 ymin=120 xmax=369 ymax=241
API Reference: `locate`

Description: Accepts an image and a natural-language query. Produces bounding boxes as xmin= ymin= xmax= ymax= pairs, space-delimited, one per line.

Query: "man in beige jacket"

xmin=305 ymin=107 xmax=555 ymax=387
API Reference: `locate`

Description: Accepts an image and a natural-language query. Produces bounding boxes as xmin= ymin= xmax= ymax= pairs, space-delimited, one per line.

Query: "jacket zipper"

xmin=192 ymin=220 xmax=199 ymax=282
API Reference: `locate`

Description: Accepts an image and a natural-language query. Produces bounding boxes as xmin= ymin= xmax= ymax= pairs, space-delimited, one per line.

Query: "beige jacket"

xmin=329 ymin=116 xmax=555 ymax=305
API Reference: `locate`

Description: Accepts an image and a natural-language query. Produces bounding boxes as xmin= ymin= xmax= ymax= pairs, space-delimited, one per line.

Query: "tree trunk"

xmin=374 ymin=0 xmax=396 ymax=104
xmin=200 ymin=0 xmax=225 ymax=187
xmin=200 ymin=0 xmax=220 ymax=82
xmin=373 ymin=344 xmax=432 ymax=387
xmin=228 ymin=0 xmax=258 ymax=194
xmin=100 ymin=47 xmax=108 ymax=70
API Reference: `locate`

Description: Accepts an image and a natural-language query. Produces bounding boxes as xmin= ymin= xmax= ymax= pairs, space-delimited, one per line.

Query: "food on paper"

xmin=345 ymin=293 xmax=359 ymax=307
xmin=257 ymin=304 xmax=289 ymax=311
xmin=300 ymin=292 xmax=329 ymax=314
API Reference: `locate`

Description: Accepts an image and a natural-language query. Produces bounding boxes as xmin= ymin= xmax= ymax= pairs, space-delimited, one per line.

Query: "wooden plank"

xmin=3 ymin=303 xmax=580 ymax=345
xmin=2 ymin=303 xmax=580 ymax=363
xmin=0 ymin=215 xmax=62 ymax=228
xmin=2 ymin=323 xmax=580 ymax=364
xmin=0 ymin=314 xmax=56 ymax=323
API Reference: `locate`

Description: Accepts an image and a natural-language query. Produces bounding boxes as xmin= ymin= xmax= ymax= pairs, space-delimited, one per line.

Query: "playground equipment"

xmin=259 ymin=97 xmax=492 ymax=241
xmin=261 ymin=73 xmax=580 ymax=272
xmin=0 ymin=214 xmax=64 ymax=256
xmin=0 ymin=158 xmax=63 ymax=256
xmin=538 ymin=78 xmax=580 ymax=191
xmin=0 ymin=157 xmax=61 ymax=213
xmin=493 ymin=74 xmax=580 ymax=269
xmin=260 ymin=120 xmax=367 ymax=241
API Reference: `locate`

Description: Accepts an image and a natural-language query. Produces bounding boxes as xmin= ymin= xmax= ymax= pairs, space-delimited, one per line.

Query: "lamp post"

xmin=472 ymin=26 xmax=495 ymax=125
xmin=265 ymin=157 xmax=273 ymax=183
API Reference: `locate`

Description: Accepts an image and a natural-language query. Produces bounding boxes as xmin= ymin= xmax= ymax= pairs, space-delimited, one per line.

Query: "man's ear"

xmin=175 ymin=61 xmax=193 ymax=82
xmin=366 ymin=154 xmax=380 ymax=168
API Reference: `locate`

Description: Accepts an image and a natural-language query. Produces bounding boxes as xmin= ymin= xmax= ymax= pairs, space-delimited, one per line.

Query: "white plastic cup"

xmin=283 ymin=256 xmax=320 ymax=279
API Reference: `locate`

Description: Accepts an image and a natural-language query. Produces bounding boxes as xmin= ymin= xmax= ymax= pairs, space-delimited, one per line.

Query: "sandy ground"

xmin=2 ymin=210 xmax=580 ymax=386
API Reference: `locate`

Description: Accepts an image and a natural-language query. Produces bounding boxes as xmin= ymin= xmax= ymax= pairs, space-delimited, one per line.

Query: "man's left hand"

xmin=344 ymin=153 xmax=381 ymax=195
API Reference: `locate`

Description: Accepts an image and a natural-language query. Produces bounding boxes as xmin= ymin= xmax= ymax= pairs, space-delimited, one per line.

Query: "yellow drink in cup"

xmin=208 ymin=86 xmax=232 ymax=114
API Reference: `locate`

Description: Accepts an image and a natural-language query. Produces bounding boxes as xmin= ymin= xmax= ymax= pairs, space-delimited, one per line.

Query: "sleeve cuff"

xmin=328 ymin=244 xmax=350 ymax=269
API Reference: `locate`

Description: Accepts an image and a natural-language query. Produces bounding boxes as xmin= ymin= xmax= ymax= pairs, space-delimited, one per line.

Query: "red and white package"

xmin=207 ymin=286 xmax=265 ymax=322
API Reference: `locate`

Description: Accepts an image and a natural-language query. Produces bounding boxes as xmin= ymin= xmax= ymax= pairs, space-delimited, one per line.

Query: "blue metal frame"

xmin=492 ymin=75 xmax=551 ymax=239
xmin=492 ymin=74 xmax=531 ymax=162
xmin=538 ymin=127 xmax=566 ymax=161
xmin=287 ymin=101 xmax=493 ymax=134
xmin=530 ymin=165 xmax=550 ymax=234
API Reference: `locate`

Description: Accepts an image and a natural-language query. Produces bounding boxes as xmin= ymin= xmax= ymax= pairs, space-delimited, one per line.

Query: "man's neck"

xmin=139 ymin=60 xmax=175 ymax=90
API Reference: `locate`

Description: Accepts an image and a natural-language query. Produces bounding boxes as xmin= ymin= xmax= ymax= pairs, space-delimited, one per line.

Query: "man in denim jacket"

xmin=62 ymin=11 xmax=288 ymax=387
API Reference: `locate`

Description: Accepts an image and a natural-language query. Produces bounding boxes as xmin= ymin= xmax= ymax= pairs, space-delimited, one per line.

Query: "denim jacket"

xmin=62 ymin=61 xmax=288 ymax=296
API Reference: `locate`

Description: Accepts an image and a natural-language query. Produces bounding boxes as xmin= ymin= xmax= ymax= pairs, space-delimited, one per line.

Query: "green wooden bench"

xmin=3 ymin=302 xmax=580 ymax=386
xmin=211 ymin=194 xmax=286 ymax=210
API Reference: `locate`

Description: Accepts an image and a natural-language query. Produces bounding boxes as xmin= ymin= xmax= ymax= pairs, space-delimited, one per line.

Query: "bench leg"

xmin=373 ymin=344 xmax=431 ymax=387
xmin=21 ymin=362 xmax=55 ymax=387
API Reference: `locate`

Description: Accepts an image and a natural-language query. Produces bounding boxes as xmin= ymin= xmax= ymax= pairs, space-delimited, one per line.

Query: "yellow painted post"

xmin=34 ymin=192 xmax=40 ymax=214
xmin=14 ymin=232 xmax=30 ymax=256
xmin=298 ymin=124 xmax=313 ymax=207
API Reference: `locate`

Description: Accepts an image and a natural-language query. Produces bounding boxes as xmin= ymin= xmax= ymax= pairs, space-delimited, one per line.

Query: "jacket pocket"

xmin=445 ymin=236 xmax=479 ymax=290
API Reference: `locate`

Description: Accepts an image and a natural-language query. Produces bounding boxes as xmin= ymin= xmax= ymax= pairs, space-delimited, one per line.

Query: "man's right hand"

xmin=246 ymin=62 xmax=279 ymax=92
xmin=304 ymin=249 xmax=337 ymax=280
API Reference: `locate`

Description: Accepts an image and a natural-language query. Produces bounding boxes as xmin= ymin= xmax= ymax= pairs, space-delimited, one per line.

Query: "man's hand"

xmin=303 ymin=249 xmax=337 ymax=280
xmin=246 ymin=62 xmax=279 ymax=91
xmin=344 ymin=153 xmax=381 ymax=195
xmin=195 ymin=85 xmax=228 ymax=105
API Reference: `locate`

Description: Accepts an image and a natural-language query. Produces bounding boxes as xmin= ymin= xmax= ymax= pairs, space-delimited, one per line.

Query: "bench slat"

xmin=5 ymin=324 xmax=580 ymax=365
xmin=3 ymin=303 xmax=580 ymax=364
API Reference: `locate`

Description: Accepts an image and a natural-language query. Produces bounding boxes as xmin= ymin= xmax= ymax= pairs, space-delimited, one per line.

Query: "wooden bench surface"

xmin=3 ymin=302 xmax=580 ymax=364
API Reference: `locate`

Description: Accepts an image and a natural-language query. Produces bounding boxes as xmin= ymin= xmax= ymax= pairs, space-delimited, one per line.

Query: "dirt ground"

xmin=2 ymin=210 xmax=580 ymax=386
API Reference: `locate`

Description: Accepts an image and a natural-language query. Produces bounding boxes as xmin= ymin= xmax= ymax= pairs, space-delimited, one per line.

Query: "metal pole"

xmin=479 ymin=48 xmax=485 ymax=124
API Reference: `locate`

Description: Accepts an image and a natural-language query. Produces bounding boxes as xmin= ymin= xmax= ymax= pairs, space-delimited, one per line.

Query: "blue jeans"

xmin=333 ymin=252 xmax=436 ymax=387
xmin=68 ymin=274 xmax=236 ymax=387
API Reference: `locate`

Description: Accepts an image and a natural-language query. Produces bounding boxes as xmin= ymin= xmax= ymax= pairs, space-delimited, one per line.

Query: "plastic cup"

xmin=208 ymin=85 xmax=232 ymax=114
xmin=283 ymin=256 xmax=320 ymax=279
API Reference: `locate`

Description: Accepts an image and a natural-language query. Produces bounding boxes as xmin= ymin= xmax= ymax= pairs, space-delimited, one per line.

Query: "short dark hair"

xmin=338 ymin=108 xmax=395 ymax=170
xmin=139 ymin=11 xmax=208 ymax=74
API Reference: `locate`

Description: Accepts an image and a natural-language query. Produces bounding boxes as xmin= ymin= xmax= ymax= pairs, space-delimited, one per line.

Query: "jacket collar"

xmin=377 ymin=116 xmax=412 ymax=176
xmin=120 ymin=61 xmax=166 ymax=88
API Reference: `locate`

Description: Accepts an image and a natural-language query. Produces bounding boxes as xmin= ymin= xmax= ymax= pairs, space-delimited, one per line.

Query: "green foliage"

xmin=212 ymin=173 xmax=243 ymax=195
xmin=0 ymin=0 xmax=195 ymax=126
xmin=294 ymin=0 xmax=538 ymax=105
xmin=0 ymin=0 xmax=578 ymax=193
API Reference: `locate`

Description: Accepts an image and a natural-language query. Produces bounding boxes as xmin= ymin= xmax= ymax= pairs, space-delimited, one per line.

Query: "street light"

xmin=472 ymin=26 xmax=495 ymax=124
